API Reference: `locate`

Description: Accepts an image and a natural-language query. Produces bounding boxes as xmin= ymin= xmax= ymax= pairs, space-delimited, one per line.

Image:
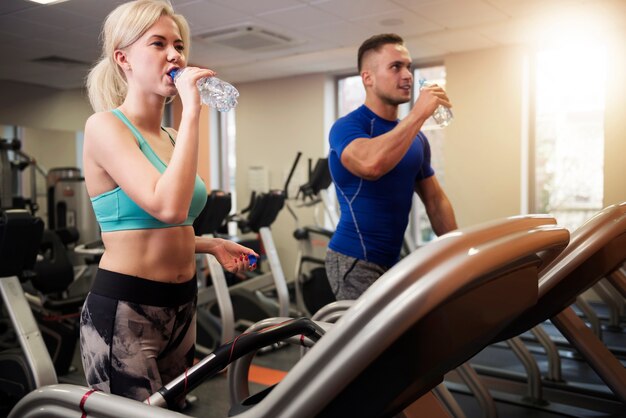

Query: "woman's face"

xmin=122 ymin=15 xmax=186 ymax=97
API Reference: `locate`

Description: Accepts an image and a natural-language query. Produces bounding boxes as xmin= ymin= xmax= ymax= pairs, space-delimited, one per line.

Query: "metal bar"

xmin=259 ymin=226 xmax=290 ymax=317
xmin=552 ymin=306 xmax=626 ymax=403
xmin=574 ymin=295 xmax=602 ymax=339
xmin=530 ymin=325 xmax=563 ymax=382
xmin=455 ymin=363 xmax=496 ymax=418
xmin=506 ymin=336 xmax=545 ymax=404
xmin=205 ymin=253 xmax=236 ymax=344
xmin=0 ymin=276 xmax=57 ymax=388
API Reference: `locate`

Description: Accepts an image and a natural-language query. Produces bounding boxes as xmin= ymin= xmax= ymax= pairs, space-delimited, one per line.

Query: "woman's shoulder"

xmin=84 ymin=110 xmax=132 ymax=147
xmin=85 ymin=111 xmax=116 ymax=136
xmin=86 ymin=110 xmax=117 ymax=127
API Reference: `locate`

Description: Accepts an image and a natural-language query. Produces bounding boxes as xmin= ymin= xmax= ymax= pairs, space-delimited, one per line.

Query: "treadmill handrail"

xmin=8 ymin=215 xmax=570 ymax=418
xmin=146 ymin=317 xmax=325 ymax=409
xmin=9 ymin=384 xmax=189 ymax=418
xmin=539 ymin=205 xmax=626 ymax=297
xmin=230 ymin=217 xmax=569 ymax=418
xmin=495 ymin=202 xmax=626 ymax=341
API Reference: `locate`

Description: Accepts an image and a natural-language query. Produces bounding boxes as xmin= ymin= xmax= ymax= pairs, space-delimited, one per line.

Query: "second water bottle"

xmin=418 ymin=79 xmax=453 ymax=128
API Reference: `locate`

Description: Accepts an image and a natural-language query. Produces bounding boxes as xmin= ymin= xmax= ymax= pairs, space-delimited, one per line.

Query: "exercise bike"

xmin=0 ymin=209 xmax=57 ymax=413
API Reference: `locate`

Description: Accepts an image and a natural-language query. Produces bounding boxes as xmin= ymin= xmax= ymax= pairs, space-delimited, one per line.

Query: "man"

xmin=326 ymin=33 xmax=457 ymax=300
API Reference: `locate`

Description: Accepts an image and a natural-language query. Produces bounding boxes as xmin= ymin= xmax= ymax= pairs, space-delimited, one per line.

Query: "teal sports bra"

xmin=90 ymin=109 xmax=207 ymax=232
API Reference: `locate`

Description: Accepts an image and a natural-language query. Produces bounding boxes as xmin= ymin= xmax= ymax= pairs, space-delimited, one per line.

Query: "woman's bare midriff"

xmin=98 ymin=226 xmax=196 ymax=283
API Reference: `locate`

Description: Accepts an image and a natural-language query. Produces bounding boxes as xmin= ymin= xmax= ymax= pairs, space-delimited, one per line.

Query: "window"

xmin=411 ymin=65 xmax=448 ymax=245
xmin=337 ymin=75 xmax=365 ymax=118
xmin=210 ymin=108 xmax=238 ymax=213
xmin=533 ymin=45 xmax=606 ymax=231
xmin=223 ymin=110 xmax=238 ymax=212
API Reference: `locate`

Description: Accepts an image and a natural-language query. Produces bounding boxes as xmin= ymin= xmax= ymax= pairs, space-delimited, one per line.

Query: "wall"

xmin=235 ymin=73 xmax=328 ymax=280
xmin=0 ymin=81 xmax=86 ymax=222
xmin=1 ymin=40 xmax=624 ymax=279
xmin=604 ymin=35 xmax=626 ymax=207
xmin=21 ymin=127 xmax=78 ymax=224
xmin=232 ymin=42 xmax=626 ymax=281
xmin=0 ymin=81 xmax=92 ymax=132
xmin=443 ymin=40 xmax=626 ymax=228
xmin=443 ymin=46 xmax=526 ymax=228
xmin=0 ymin=80 xmax=86 ymax=214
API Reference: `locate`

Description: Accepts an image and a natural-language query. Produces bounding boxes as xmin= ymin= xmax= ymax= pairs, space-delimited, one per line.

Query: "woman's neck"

xmin=119 ymin=90 xmax=166 ymax=133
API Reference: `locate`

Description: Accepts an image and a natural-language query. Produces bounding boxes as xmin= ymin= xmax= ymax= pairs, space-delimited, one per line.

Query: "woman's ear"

xmin=114 ymin=49 xmax=130 ymax=71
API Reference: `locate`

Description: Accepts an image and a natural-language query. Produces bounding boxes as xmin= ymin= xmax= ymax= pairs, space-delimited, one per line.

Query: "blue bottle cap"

xmin=168 ymin=68 xmax=180 ymax=80
xmin=248 ymin=254 xmax=257 ymax=266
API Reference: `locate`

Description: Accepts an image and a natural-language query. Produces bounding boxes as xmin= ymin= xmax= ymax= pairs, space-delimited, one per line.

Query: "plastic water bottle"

xmin=169 ymin=68 xmax=239 ymax=112
xmin=419 ymin=79 xmax=453 ymax=127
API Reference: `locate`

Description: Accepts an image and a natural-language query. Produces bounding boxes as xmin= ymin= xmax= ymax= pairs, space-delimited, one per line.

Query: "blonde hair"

xmin=86 ymin=0 xmax=190 ymax=112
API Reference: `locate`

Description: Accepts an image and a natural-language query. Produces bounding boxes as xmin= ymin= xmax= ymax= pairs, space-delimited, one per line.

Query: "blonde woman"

xmin=80 ymin=0 xmax=256 ymax=402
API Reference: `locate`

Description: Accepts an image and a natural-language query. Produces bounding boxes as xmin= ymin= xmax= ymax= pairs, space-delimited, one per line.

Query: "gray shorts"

xmin=325 ymin=249 xmax=389 ymax=300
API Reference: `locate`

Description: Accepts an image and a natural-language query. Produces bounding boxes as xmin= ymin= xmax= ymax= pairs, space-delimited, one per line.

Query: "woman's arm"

xmin=195 ymin=236 xmax=258 ymax=273
xmin=84 ymin=68 xmax=215 ymax=224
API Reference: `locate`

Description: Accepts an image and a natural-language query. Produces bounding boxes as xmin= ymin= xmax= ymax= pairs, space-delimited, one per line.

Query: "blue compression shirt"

xmin=90 ymin=109 xmax=207 ymax=232
xmin=328 ymin=105 xmax=434 ymax=267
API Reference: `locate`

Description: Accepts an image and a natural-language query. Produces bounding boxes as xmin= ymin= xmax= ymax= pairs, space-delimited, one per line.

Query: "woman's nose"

xmin=168 ymin=48 xmax=183 ymax=63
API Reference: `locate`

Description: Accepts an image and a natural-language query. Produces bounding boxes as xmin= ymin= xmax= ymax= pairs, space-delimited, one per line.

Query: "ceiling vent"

xmin=197 ymin=25 xmax=295 ymax=50
xmin=32 ymin=55 xmax=90 ymax=68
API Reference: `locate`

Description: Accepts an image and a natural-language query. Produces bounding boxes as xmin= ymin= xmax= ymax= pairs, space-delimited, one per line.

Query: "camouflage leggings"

xmin=79 ymin=268 xmax=197 ymax=402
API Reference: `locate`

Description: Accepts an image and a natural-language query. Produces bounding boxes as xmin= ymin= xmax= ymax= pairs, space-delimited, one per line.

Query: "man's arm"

xmin=341 ymin=112 xmax=426 ymax=181
xmin=414 ymin=176 xmax=457 ymax=236
xmin=341 ymin=87 xmax=449 ymax=181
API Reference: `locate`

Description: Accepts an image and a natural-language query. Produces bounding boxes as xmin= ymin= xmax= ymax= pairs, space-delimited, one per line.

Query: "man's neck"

xmin=363 ymin=95 xmax=399 ymax=121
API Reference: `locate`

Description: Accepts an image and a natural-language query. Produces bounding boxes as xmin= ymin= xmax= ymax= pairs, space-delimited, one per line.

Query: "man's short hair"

xmin=357 ymin=33 xmax=405 ymax=72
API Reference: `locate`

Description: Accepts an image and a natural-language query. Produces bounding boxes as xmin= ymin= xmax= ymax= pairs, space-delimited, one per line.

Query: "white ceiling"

xmin=0 ymin=0 xmax=624 ymax=89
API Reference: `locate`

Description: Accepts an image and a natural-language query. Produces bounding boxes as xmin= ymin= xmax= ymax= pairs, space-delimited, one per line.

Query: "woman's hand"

xmin=173 ymin=66 xmax=216 ymax=111
xmin=200 ymin=237 xmax=258 ymax=273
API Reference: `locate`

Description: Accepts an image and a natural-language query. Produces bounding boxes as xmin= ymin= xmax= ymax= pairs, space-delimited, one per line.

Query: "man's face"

xmin=362 ymin=43 xmax=413 ymax=106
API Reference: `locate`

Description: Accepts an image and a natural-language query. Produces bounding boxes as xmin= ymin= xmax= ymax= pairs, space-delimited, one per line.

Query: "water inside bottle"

xmin=198 ymin=77 xmax=239 ymax=112
xmin=168 ymin=68 xmax=239 ymax=112
xmin=418 ymin=79 xmax=453 ymax=127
